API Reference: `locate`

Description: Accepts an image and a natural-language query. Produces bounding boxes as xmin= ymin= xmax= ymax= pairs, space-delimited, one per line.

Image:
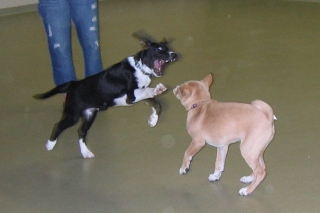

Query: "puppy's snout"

xmin=173 ymin=86 xmax=179 ymax=95
xmin=170 ymin=52 xmax=177 ymax=61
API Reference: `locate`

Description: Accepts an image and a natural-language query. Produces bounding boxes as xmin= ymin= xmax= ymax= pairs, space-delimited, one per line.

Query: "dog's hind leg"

xmin=46 ymin=113 xmax=80 ymax=151
xmin=77 ymin=108 xmax=99 ymax=158
xmin=239 ymin=154 xmax=266 ymax=184
xmin=239 ymin=148 xmax=267 ymax=196
xmin=143 ymin=98 xmax=161 ymax=127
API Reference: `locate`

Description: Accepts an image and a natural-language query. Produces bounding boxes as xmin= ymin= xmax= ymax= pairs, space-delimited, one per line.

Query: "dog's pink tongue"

xmin=154 ymin=60 xmax=163 ymax=72
xmin=153 ymin=60 xmax=161 ymax=71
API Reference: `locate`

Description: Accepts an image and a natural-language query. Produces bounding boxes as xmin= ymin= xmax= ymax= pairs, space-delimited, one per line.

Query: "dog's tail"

xmin=251 ymin=100 xmax=277 ymax=122
xmin=33 ymin=81 xmax=75 ymax=100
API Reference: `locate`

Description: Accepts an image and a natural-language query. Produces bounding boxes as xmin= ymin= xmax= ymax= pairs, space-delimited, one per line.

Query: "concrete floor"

xmin=1 ymin=0 xmax=320 ymax=212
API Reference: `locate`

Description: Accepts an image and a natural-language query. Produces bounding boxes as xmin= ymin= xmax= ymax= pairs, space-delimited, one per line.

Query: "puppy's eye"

xmin=158 ymin=47 xmax=163 ymax=51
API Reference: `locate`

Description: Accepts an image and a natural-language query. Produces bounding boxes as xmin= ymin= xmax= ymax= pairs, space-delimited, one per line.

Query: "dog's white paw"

xmin=179 ymin=168 xmax=188 ymax=175
xmin=154 ymin=83 xmax=167 ymax=96
xmin=239 ymin=187 xmax=249 ymax=196
xmin=148 ymin=112 xmax=158 ymax=127
xmin=81 ymin=150 xmax=95 ymax=159
xmin=208 ymin=172 xmax=222 ymax=182
xmin=46 ymin=140 xmax=57 ymax=151
xmin=180 ymin=157 xmax=192 ymax=174
xmin=79 ymin=139 xmax=95 ymax=159
xmin=240 ymin=175 xmax=254 ymax=183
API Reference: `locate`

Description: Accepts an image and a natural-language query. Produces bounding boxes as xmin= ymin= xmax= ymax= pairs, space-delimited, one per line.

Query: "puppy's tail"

xmin=251 ymin=100 xmax=277 ymax=122
xmin=33 ymin=81 xmax=75 ymax=100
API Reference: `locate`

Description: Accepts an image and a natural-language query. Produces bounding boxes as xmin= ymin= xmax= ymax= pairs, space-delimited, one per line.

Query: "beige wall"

xmin=0 ymin=0 xmax=37 ymax=9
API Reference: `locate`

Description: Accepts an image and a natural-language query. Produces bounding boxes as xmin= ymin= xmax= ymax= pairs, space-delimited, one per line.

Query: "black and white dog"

xmin=34 ymin=34 xmax=177 ymax=158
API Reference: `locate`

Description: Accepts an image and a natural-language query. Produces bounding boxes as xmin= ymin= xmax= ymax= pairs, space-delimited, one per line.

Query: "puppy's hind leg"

xmin=46 ymin=113 xmax=80 ymax=151
xmin=240 ymin=155 xmax=266 ymax=184
xmin=78 ymin=108 xmax=99 ymax=158
xmin=239 ymin=152 xmax=266 ymax=196
xmin=143 ymin=98 xmax=161 ymax=127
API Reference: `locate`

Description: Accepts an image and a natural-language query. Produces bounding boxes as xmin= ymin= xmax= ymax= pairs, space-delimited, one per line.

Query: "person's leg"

xmin=70 ymin=0 xmax=103 ymax=78
xmin=38 ymin=0 xmax=77 ymax=86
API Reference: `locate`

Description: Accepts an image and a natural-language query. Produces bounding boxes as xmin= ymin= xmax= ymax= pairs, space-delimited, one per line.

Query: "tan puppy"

xmin=173 ymin=74 xmax=276 ymax=196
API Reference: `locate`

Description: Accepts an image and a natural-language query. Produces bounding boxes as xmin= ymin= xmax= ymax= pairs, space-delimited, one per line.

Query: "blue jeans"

xmin=38 ymin=0 xmax=103 ymax=86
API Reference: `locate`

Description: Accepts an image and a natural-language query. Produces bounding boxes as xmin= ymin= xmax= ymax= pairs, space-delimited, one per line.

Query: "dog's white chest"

xmin=128 ymin=56 xmax=152 ymax=88
xmin=135 ymin=71 xmax=151 ymax=88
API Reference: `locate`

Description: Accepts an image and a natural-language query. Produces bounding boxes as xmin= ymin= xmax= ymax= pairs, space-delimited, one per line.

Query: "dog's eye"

xmin=158 ymin=47 xmax=163 ymax=51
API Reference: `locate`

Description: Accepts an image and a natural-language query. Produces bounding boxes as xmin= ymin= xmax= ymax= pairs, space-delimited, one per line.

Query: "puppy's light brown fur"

xmin=173 ymin=74 xmax=276 ymax=196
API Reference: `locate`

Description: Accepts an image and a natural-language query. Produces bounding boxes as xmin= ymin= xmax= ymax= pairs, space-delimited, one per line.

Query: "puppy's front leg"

xmin=179 ymin=138 xmax=205 ymax=174
xmin=208 ymin=145 xmax=229 ymax=181
xmin=143 ymin=98 xmax=161 ymax=127
xmin=130 ymin=84 xmax=166 ymax=127
xmin=133 ymin=83 xmax=167 ymax=103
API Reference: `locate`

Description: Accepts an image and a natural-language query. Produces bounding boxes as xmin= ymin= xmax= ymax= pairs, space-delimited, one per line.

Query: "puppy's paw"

xmin=148 ymin=112 xmax=158 ymax=127
xmin=239 ymin=187 xmax=249 ymax=196
xmin=179 ymin=167 xmax=189 ymax=175
xmin=82 ymin=150 xmax=95 ymax=159
xmin=240 ymin=176 xmax=254 ymax=183
xmin=126 ymin=95 xmax=136 ymax=104
xmin=154 ymin=83 xmax=167 ymax=96
xmin=79 ymin=139 xmax=95 ymax=159
xmin=46 ymin=140 xmax=57 ymax=151
xmin=208 ymin=173 xmax=221 ymax=182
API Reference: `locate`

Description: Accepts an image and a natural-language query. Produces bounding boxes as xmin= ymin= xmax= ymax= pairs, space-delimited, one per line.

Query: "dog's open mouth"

xmin=154 ymin=59 xmax=166 ymax=76
xmin=153 ymin=58 xmax=174 ymax=76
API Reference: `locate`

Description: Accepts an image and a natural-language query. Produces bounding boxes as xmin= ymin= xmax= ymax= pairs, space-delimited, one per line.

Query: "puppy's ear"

xmin=160 ymin=37 xmax=168 ymax=44
xmin=181 ymin=87 xmax=191 ymax=99
xmin=139 ymin=39 xmax=151 ymax=48
xmin=174 ymin=87 xmax=190 ymax=100
xmin=132 ymin=32 xmax=151 ymax=48
xmin=202 ymin=74 xmax=213 ymax=88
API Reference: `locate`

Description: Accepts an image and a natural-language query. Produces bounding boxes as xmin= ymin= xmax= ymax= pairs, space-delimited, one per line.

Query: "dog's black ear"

xmin=162 ymin=37 xmax=176 ymax=45
xmin=139 ymin=39 xmax=151 ymax=48
xmin=160 ymin=37 xmax=168 ymax=44
xmin=132 ymin=32 xmax=151 ymax=48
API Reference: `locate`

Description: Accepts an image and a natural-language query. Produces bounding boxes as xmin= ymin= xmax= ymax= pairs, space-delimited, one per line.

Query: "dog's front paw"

xmin=154 ymin=83 xmax=167 ymax=96
xmin=148 ymin=111 xmax=158 ymax=127
xmin=179 ymin=167 xmax=189 ymax=175
xmin=208 ymin=173 xmax=222 ymax=182
xmin=126 ymin=95 xmax=136 ymax=104
xmin=239 ymin=187 xmax=249 ymax=196
xmin=240 ymin=175 xmax=254 ymax=183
